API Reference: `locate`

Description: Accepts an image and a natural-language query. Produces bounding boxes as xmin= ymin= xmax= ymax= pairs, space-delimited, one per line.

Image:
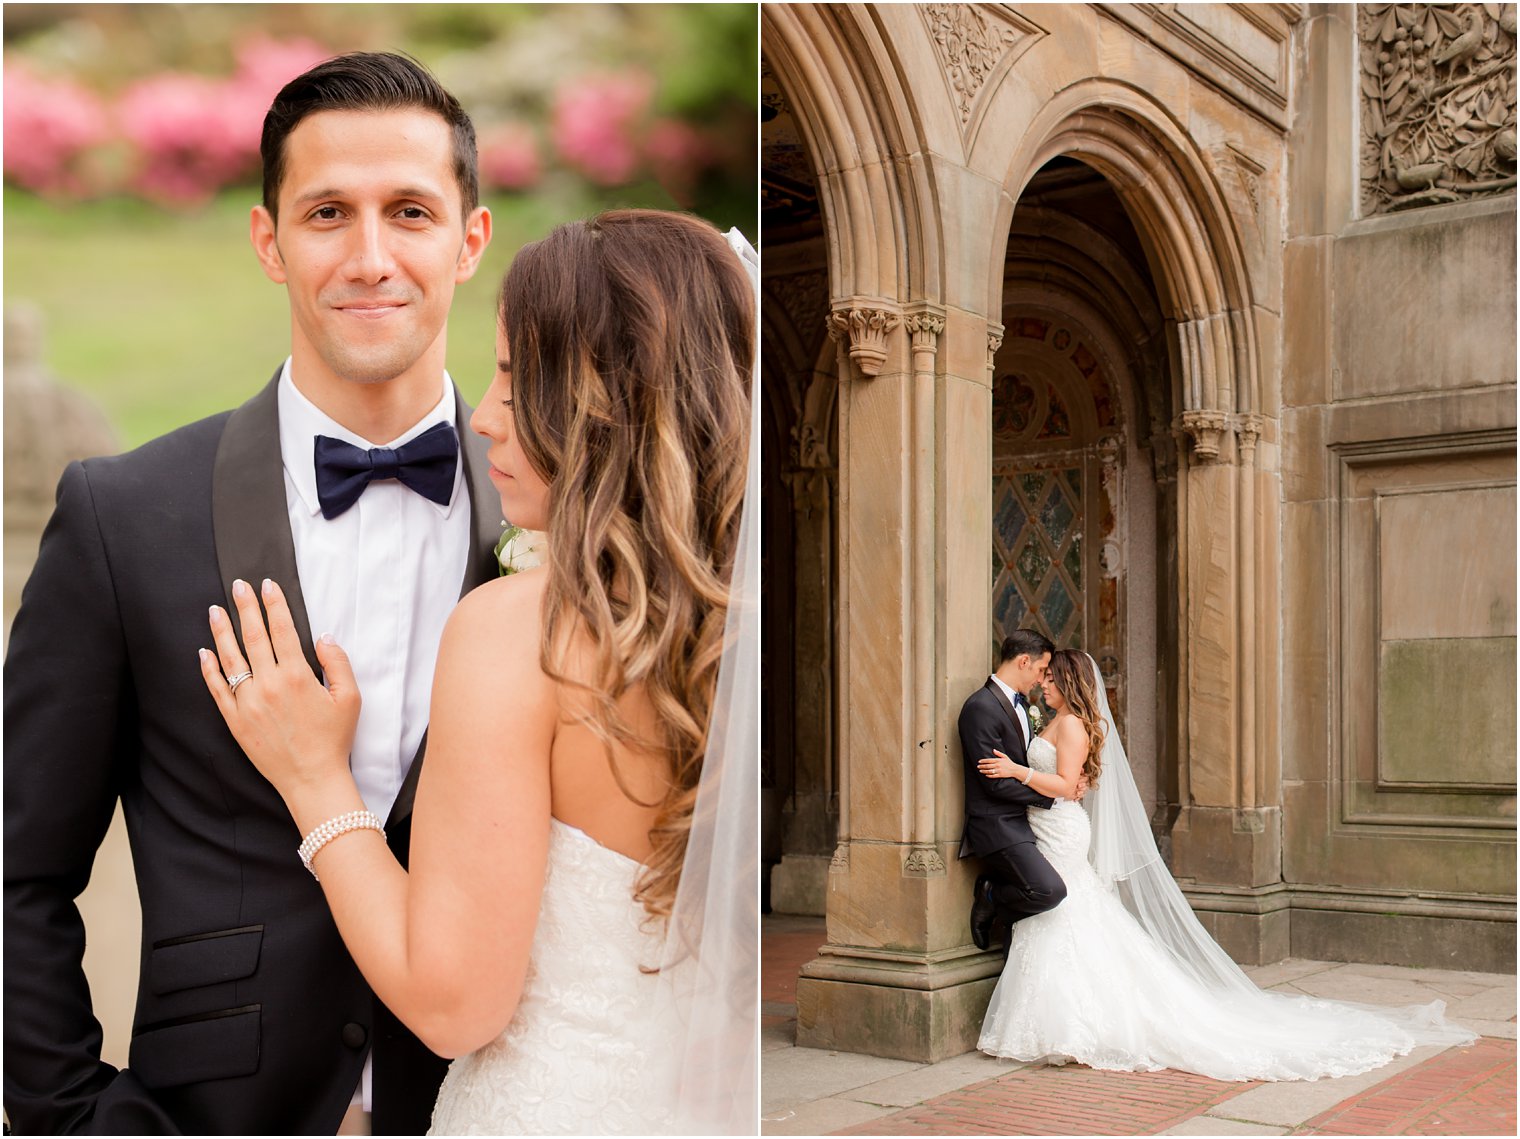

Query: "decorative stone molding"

xmin=902 ymin=845 xmax=947 ymax=877
xmin=986 ymin=323 xmax=1005 ymax=372
xmin=827 ymin=306 xmax=900 ymax=377
xmin=921 ymin=4 xmax=1021 ymax=123
xmin=829 ymin=842 xmax=850 ymax=872
xmin=1359 ymin=3 xmax=1517 ymax=214
xmin=1178 ymin=409 xmax=1229 ymax=461
xmin=791 ymin=370 xmax=836 ymax=471
xmin=767 ymin=271 xmax=830 ymax=359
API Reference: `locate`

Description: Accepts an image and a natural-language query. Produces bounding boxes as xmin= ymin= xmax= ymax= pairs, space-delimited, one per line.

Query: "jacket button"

xmin=342 ymin=1022 xmax=368 ymax=1049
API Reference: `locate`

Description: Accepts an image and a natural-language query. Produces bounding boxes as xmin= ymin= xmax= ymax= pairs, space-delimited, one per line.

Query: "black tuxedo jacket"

xmin=3 ymin=373 xmax=500 ymax=1135
xmin=957 ymin=679 xmax=1055 ymax=857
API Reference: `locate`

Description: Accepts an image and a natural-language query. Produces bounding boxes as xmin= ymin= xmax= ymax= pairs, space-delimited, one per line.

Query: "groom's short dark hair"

xmin=1000 ymin=628 xmax=1054 ymax=665
xmin=260 ymin=51 xmax=479 ymax=220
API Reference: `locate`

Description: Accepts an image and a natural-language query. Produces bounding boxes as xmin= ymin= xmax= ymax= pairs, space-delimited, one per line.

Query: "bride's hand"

xmin=977 ymin=748 xmax=1021 ymax=780
xmin=199 ymin=578 xmax=360 ymax=809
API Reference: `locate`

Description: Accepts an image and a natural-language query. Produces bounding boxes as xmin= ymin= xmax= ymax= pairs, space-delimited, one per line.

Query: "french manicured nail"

xmin=320 ymin=632 xmax=335 ymax=645
xmin=262 ymin=578 xmax=275 ymax=597
xmin=197 ymin=648 xmax=210 ymax=662
xmin=209 ymin=605 xmax=224 ymax=623
xmin=233 ymin=579 xmax=249 ymax=599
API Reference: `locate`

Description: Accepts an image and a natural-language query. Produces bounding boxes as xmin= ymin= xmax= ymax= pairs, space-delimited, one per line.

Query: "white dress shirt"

xmin=276 ymin=360 xmax=473 ymax=1112
xmin=989 ymin=673 xmax=1029 ymax=744
xmin=989 ymin=673 xmax=1062 ymax=802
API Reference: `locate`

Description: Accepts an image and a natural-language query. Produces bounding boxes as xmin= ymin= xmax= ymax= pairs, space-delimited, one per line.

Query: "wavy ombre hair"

xmin=499 ymin=209 xmax=753 ymax=921
xmin=1047 ymin=650 xmax=1107 ymax=789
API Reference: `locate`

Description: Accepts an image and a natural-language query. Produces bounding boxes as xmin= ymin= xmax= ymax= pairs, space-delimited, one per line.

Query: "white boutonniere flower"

xmin=1027 ymin=701 xmax=1046 ymax=737
xmin=495 ymin=524 xmax=547 ymax=576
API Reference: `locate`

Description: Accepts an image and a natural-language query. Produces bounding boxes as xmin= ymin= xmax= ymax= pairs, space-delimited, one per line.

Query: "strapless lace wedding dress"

xmin=428 ymin=819 xmax=682 ymax=1135
xmin=978 ymin=737 xmax=1467 ymax=1081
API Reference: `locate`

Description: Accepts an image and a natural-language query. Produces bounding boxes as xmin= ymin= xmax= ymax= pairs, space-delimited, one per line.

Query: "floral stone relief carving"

xmin=1359 ymin=3 xmax=1517 ymax=214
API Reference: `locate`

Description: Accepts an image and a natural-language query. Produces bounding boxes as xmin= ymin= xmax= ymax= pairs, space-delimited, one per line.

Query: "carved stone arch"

xmin=992 ymin=81 xmax=1282 ymax=959
xmin=762 ymin=3 xmax=938 ymax=314
xmin=993 ymin=80 xmax=1264 ymax=429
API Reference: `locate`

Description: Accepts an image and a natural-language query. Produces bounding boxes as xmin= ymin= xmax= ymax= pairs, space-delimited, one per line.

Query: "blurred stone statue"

xmin=3 ymin=302 xmax=117 ymax=640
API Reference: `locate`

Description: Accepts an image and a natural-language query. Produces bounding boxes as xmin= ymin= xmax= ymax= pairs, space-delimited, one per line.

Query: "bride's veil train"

xmin=1080 ymin=652 xmax=1474 ymax=1046
xmin=652 ymin=227 xmax=760 ymax=1135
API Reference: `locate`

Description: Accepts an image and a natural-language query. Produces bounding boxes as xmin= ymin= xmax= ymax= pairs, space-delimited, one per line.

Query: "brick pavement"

xmin=1292 ymin=1036 xmax=1515 ymax=1136
xmin=834 ymin=1063 xmax=1260 ymax=1135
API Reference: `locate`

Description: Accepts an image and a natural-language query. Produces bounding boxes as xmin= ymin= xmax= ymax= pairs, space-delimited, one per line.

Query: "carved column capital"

xmin=1178 ymin=409 xmax=1229 ymax=462
xmin=1235 ymin=413 xmax=1265 ymax=460
xmin=904 ymin=311 xmax=946 ymax=351
xmin=827 ymin=305 xmax=900 ymax=378
xmin=986 ymin=322 xmax=1006 ymax=378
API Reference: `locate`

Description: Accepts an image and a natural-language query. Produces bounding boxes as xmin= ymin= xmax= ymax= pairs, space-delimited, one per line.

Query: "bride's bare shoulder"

xmin=433 ymin=572 xmax=552 ymax=710
xmin=455 ymin=569 xmax=549 ymax=630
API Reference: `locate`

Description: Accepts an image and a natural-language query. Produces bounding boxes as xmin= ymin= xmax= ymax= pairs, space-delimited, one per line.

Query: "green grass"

xmin=4 ymin=180 xmax=696 ymax=448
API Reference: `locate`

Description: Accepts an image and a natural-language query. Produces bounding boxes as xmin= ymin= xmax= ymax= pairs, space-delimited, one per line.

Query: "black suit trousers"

xmin=982 ymin=839 xmax=1067 ymax=923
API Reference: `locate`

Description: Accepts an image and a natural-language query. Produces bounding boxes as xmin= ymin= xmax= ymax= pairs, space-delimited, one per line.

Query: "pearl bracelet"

xmin=298 ymin=810 xmax=384 ymax=880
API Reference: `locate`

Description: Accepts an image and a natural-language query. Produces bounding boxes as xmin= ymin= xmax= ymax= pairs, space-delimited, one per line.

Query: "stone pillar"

xmin=795 ymin=304 xmax=1007 ymax=1063
xmin=1170 ymin=405 xmax=1289 ymax=964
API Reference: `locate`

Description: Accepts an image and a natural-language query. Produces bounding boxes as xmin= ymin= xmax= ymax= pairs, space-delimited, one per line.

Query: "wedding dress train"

xmin=978 ymin=736 xmax=1476 ymax=1082
xmin=428 ymin=819 xmax=686 ymax=1134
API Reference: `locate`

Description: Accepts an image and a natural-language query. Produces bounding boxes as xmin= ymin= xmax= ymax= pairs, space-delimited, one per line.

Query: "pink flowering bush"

xmin=117 ymin=73 xmax=252 ymax=204
xmin=118 ymin=37 xmax=330 ymax=205
xmin=550 ymin=72 xmax=654 ymax=186
xmin=478 ymin=122 xmax=542 ymax=190
xmin=644 ymin=117 xmax=718 ymax=204
xmin=4 ymin=37 xmax=330 ymax=205
xmin=3 ymin=63 xmax=111 ymax=197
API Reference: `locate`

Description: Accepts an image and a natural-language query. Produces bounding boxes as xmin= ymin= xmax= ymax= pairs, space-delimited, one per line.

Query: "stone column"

xmin=795 ymin=303 xmax=1007 ymax=1063
xmin=1169 ymin=404 xmax=1288 ymax=964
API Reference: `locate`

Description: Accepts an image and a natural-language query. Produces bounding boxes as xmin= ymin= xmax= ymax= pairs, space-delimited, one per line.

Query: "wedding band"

xmin=227 ymin=671 xmax=254 ymax=694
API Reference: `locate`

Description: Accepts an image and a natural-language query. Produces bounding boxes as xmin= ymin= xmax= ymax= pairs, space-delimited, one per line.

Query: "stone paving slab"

xmin=762 ymin=1045 xmax=921 ymax=1115
xmin=1200 ymin=1045 xmax=1444 ymax=1127
xmin=762 ymin=1096 xmax=899 ymax=1136
xmin=838 ymin=1050 xmax=1024 ymax=1109
xmin=1162 ymin=1118 xmax=1289 ymax=1135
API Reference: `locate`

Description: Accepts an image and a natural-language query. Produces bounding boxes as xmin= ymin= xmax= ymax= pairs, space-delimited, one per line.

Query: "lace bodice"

xmin=428 ymin=819 xmax=682 ymax=1135
xmin=1023 ymin=737 xmax=1095 ymax=887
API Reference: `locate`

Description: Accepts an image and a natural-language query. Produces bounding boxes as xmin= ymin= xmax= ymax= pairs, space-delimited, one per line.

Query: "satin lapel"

xmin=385 ymin=388 xmax=501 ymax=831
xmin=212 ymin=372 xmax=320 ymax=677
xmin=985 ymin=678 xmax=1027 ymax=760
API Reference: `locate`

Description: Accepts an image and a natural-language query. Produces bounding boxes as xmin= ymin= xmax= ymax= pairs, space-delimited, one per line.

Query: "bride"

xmin=199 ymin=210 xmax=758 ymax=1133
xmin=975 ymin=649 xmax=1476 ymax=1081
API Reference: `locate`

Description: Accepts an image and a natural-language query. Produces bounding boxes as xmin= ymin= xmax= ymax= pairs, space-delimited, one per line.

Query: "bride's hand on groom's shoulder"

xmin=199 ymin=578 xmax=361 ymax=811
xmin=977 ymin=749 xmax=1020 ymax=780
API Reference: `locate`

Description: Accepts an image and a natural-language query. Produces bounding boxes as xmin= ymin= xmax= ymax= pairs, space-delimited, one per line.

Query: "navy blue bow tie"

xmin=1013 ymin=692 xmax=1029 ymax=708
xmin=313 ymin=421 xmax=459 ymax=520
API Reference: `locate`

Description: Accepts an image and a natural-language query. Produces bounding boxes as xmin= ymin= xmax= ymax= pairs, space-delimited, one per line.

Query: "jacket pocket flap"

xmin=149 ymin=925 xmax=263 ymax=995
xmin=130 ymin=1005 xmax=260 ymax=1089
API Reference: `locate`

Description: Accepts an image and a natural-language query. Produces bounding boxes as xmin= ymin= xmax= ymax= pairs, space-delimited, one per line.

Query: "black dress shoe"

xmin=970 ymin=873 xmax=996 ymax=950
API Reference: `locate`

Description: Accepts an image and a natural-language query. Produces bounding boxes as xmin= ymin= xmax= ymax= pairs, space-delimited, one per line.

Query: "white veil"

xmin=1079 ymin=652 xmax=1476 ymax=1042
xmin=652 ymin=226 xmax=759 ymax=1135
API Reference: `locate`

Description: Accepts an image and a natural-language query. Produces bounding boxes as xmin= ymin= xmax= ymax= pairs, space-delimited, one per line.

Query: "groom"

xmin=5 ymin=54 xmax=497 ymax=1134
xmin=958 ymin=629 xmax=1067 ymax=950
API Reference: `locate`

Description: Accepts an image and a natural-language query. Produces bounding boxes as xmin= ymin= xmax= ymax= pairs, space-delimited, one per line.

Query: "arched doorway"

xmin=992 ymin=154 xmax=1174 ymax=824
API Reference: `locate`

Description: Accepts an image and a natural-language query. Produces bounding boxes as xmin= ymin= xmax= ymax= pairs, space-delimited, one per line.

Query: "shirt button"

xmin=342 ymin=1022 xmax=368 ymax=1049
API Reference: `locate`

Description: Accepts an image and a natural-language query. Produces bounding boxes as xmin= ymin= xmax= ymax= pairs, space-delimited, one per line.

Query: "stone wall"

xmin=1280 ymin=5 xmax=1515 ymax=973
